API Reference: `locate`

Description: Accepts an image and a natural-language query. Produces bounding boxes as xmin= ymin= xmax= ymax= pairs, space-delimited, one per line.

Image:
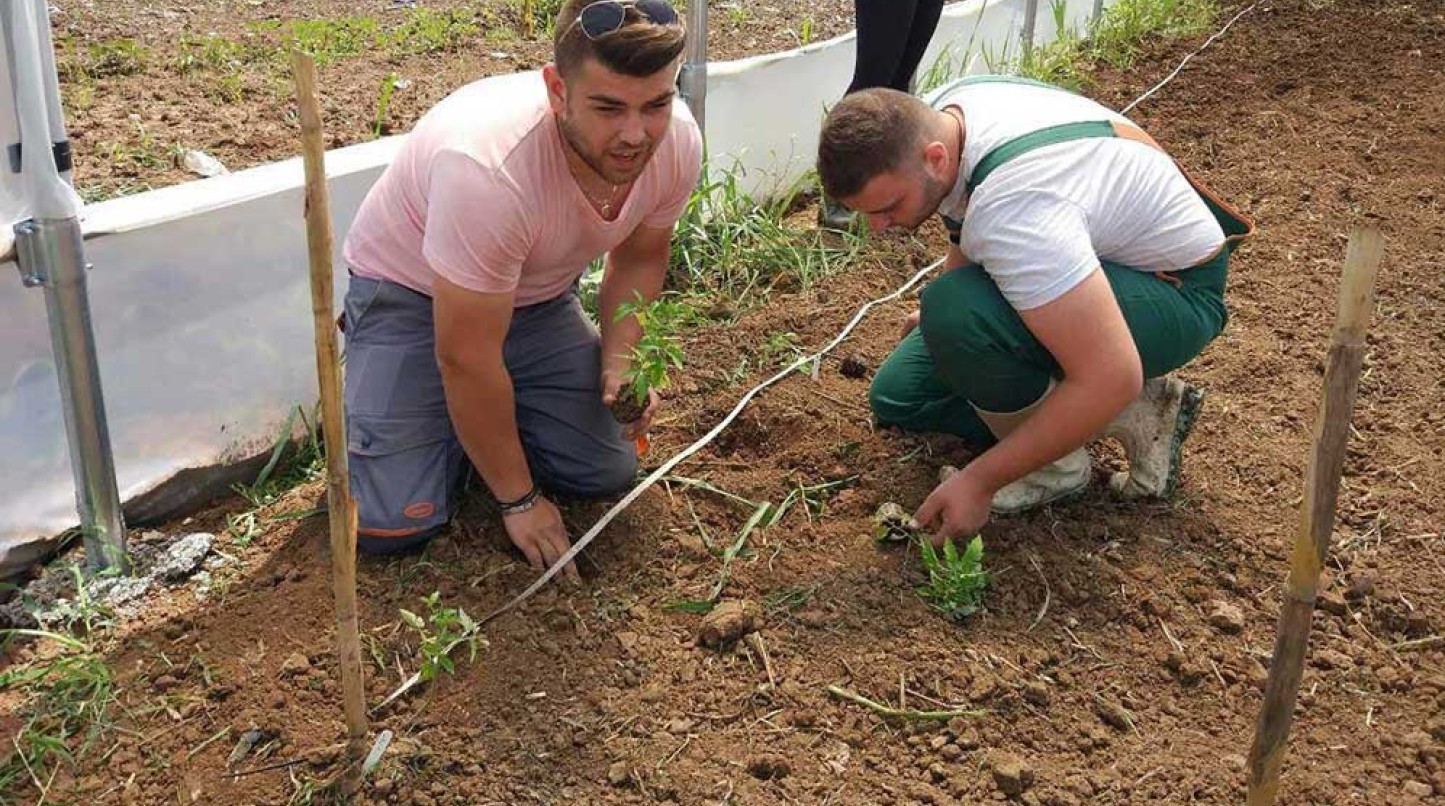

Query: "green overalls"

xmin=869 ymin=76 xmax=1256 ymax=448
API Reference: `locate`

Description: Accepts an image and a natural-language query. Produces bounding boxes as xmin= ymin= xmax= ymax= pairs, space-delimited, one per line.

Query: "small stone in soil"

xmin=607 ymin=761 xmax=631 ymax=787
xmin=990 ymin=753 xmax=1035 ymax=797
xmin=281 ymin=652 xmax=311 ymax=675
xmin=1023 ymin=681 xmax=1051 ymax=706
xmin=1403 ymin=781 xmax=1432 ymax=797
xmin=153 ymin=532 xmax=214 ymax=581
xmin=1346 ymin=572 xmax=1376 ymax=600
xmin=696 ymin=599 xmax=762 ymax=647
xmin=1317 ymin=589 xmax=1348 ymax=616
xmin=1207 ymin=600 xmax=1245 ymax=634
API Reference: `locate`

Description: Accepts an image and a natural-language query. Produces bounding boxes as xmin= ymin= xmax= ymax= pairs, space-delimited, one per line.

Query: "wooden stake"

xmin=291 ymin=50 xmax=368 ymax=795
xmin=1246 ymin=226 xmax=1382 ymax=805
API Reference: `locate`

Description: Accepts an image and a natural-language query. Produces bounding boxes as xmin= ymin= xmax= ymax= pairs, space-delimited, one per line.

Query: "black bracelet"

xmin=497 ymin=484 xmax=540 ymax=514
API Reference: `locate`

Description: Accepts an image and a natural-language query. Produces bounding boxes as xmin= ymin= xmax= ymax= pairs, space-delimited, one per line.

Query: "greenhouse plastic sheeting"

xmin=1 ymin=0 xmax=1106 ymax=574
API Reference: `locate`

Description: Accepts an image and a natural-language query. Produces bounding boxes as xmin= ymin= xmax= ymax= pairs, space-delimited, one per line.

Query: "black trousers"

xmin=847 ymin=0 xmax=947 ymax=94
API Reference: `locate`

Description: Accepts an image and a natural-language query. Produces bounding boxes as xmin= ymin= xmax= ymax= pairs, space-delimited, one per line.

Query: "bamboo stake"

xmin=291 ymin=51 xmax=368 ymax=795
xmin=1246 ymin=226 xmax=1383 ymax=805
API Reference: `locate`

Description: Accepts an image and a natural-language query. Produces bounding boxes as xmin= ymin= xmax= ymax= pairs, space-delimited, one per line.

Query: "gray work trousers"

xmin=342 ymin=275 xmax=637 ymax=554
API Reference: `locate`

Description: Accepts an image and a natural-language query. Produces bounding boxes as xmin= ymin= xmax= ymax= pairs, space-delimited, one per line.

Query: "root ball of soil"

xmin=696 ymin=599 xmax=762 ymax=647
xmin=610 ymin=392 xmax=645 ymax=425
xmin=872 ymin=502 xmax=915 ymax=542
xmin=839 ymin=353 xmax=870 ymax=379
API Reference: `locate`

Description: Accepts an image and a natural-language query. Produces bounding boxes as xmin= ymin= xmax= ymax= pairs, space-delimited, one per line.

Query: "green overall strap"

xmin=965 ymin=120 xmax=1122 ymax=194
xmin=964 ymin=120 xmax=1256 ymax=246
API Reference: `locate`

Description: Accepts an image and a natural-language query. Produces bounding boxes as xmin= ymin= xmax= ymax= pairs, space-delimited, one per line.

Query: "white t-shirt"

xmin=930 ymin=79 xmax=1225 ymax=310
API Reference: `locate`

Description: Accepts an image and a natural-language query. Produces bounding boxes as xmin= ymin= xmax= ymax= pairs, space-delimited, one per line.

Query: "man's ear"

xmin=542 ymin=63 xmax=567 ymax=114
xmin=922 ymin=140 xmax=950 ymax=179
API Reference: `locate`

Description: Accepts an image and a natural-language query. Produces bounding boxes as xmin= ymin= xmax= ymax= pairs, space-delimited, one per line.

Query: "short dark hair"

xmin=818 ymin=88 xmax=932 ymax=199
xmin=554 ymin=0 xmax=687 ymax=79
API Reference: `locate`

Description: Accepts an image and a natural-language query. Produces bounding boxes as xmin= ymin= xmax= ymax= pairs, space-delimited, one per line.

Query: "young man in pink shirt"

xmin=340 ymin=0 xmax=702 ymax=578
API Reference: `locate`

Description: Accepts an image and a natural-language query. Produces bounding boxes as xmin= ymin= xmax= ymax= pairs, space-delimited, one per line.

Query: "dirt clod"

xmin=607 ymin=761 xmax=631 ymax=787
xmin=696 ymin=600 xmax=762 ymax=647
xmin=990 ymin=753 xmax=1035 ymax=797
xmin=1023 ymin=681 xmax=1051 ymax=707
xmin=281 ymin=653 xmax=311 ymax=675
xmin=1404 ymin=781 xmax=1432 ymax=797
xmin=746 ymin=753 xmax=791 ymax=780
xmin=1346 ymin=572 xmax=1377 ymax=601
xmin=1207 ymin=601 xmax=1245 ymax=634
xmin=1095 ymin=699 xmax=1133 ymax=732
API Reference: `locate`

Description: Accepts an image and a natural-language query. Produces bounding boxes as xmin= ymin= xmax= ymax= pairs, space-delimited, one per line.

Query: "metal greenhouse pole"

xmin=2 ymin=0 xmax=128 ymax=573
xmin=679 ymin=0 xmax=707 ymax=131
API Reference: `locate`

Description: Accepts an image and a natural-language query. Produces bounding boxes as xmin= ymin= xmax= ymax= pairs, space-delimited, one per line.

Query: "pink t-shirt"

xmin=343 ymin=71 xmax=703 ymax=306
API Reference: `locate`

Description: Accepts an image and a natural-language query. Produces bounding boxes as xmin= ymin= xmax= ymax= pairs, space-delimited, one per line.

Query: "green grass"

xmin=99 ymin=123 xmax=182 ymax=174
xmin=83 ymin=38 xmax=150 ymax=77
xmin=0 ymin=630 xmax=116 ymax=802
xmin=373 ymin=73 xmax=402 ymax=138
xmin=389 ymin=8 xmax=481 ymax=56
xmin=670 ymin=162 xmax=865 ymax=305
xmin=518 ymin=0 xmax=567 ymax=38
xmin=916 ymin=536 xmax=988 ymax=621
xmin=173 ymin=33 xmax=246 ymax=74
xmin=1088 ymin=0 xmax=1217 ymax=68
xmin=217 ymin=405 xmax=328 ymax=550
xmin=919 ymin=0 xmax=1218 ymax=93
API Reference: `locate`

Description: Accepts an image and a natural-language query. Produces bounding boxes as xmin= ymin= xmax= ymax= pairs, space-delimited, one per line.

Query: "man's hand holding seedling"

xmin=604 ymin=292 xmax=686 ymax=449
xmin=911 ymin=466 xmax=993 ymax=547
xmin=601 ymin=352 xmax=660 ymax=441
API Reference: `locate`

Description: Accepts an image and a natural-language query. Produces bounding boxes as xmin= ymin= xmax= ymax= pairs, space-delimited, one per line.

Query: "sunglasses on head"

xmin=572 ymin=0 xmax=680 ymax=40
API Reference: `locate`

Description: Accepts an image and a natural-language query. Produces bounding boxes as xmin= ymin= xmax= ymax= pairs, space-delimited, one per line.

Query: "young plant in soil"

xmin=399 ymin=592 xmax=481 ymax=682
xmin=916 ymin=536 xmax=989 ymax=621
xmin=609 ymin=293 xmax=687 ymax=425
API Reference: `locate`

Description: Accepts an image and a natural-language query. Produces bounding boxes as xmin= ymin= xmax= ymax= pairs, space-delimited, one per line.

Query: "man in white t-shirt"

xmin=340 ymin=0 xmax=702 ymax=576
xmin=816 ymin=77 xmax=1253 ymax=542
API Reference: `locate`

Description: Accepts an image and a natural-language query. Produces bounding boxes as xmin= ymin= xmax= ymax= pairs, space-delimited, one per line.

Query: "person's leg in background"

xmin=891 ymin=0 xmax=945 ymax=93
xmin=820 ymin=0 xmax=928 ymax=229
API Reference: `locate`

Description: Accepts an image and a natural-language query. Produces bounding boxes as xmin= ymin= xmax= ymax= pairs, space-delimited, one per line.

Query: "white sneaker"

xmin=1104 ymin=376 xmax=1205 ymax=499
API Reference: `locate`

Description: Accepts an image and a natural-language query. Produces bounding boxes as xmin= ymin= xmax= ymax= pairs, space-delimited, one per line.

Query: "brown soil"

xmin=8 ymin=0 xmax=1445 ymax=804
xmin=53 ymin=0 xmax=856 ymax=202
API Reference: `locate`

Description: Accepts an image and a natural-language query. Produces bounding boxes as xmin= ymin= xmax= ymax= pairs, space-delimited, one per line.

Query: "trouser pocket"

xmin=348 ymin=415 xmax=465 ymax=555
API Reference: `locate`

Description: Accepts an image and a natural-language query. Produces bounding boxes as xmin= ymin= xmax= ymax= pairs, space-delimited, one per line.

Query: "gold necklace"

xmin=582 ymin=181 xmax=621 ymax=217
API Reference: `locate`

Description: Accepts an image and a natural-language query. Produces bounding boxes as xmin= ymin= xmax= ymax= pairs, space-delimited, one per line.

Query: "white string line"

xmin=1121 ymin=1 xmax=1263 ymax=115
xmin=476 ymin=0 xmax=1263 ymax=626
xmin=477 ymin=257 xmax=943 ymax=627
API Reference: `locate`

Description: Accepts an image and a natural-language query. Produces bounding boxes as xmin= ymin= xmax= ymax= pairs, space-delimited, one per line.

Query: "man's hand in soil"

xmin=502 ymin=496 xmax=580 ymax=583
xmin=911 ymin=467 xmax=992 ymax=547
xmin=898 ymin=308 xmax=921 ymax=341
xmin=601 ymin=367 xmax=660 ymax=439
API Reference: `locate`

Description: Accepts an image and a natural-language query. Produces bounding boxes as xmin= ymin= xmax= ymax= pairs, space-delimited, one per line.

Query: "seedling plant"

xmin=610 ymin=293 xmax=688 ymax=425
xmin=399 ymin=592 xmax=483 ymax=682
xmin=917 ymin=536 xmax=989 ymax=621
